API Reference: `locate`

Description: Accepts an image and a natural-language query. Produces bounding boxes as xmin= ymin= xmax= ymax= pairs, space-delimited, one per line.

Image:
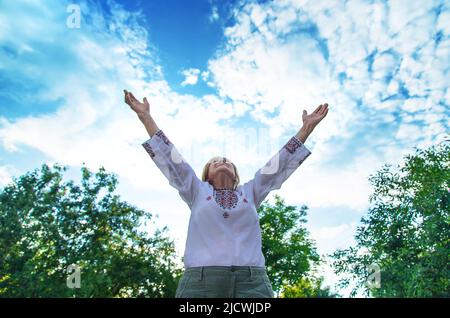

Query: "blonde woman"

xmin=124 ymin=89 xmax=328 ymax=298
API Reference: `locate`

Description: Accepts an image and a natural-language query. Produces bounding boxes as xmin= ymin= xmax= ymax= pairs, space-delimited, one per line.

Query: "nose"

xmin=215 ymin=158 xmax=228 ymax=167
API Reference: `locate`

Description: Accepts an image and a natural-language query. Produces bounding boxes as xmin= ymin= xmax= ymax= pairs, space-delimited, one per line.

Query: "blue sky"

xmin=0 ymin=0 xmax=449 ymax=296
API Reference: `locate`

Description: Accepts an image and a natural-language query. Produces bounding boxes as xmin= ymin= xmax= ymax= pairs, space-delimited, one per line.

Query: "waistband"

xmin=184 ymin=266 xmax=267 ymax=280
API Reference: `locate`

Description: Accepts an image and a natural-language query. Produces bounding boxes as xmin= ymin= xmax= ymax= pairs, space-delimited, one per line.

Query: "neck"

xmin=210 ymin=174 xmax=234 ymax=190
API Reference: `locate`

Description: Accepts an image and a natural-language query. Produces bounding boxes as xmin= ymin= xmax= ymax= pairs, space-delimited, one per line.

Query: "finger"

xmin=302 ymin=109 xmax=307 ymax=121
xmin=319 ymin=107 xmax=328 ymax=118
xmin=143 ymin=97 xmax=149 ymax=105
xmin=321 ymin=103 xmax=328 ymax=115
xmin=126 ymin=93 xmax=132 ymax=105
xmin=129 ymin=92 xmax=138 ymax=102
xmin=318 ymin=103 xmax=326 ymax=115
xmin=314 ymin=104 xmax=323 ymax=114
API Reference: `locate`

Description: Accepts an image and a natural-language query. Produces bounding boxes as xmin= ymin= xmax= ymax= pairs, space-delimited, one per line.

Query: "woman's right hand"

xmin=124 ymin=89 xmax=150 ymax=117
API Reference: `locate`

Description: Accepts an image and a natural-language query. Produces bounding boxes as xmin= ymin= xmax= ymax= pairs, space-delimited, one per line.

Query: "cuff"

xmin=284 ymin=136 xmax=312 ymax=165
xmin=142 ymin=129 xmax=170 ymax=158
xmin=284 ymin=136 xmax=305 ymax=154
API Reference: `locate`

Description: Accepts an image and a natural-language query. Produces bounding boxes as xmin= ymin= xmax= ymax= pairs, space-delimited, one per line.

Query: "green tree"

xmin=0 ymin=163 xmax=182 ymax=297
xmin=259 ymin=195 xmax=330 ymax=297
xmin=280 ymin=276 xmax=339 ymax=298
xmin=332 ymin=142 xmax=450 ymax=297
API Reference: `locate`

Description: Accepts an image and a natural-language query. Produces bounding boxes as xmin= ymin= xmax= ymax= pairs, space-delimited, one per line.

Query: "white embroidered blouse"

xmin=142 ymin=129 xmax=312 ymax=268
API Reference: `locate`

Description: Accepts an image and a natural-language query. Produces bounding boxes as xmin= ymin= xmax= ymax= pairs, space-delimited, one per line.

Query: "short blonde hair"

xmin=201 ymin=156 xmax=240 ymax=190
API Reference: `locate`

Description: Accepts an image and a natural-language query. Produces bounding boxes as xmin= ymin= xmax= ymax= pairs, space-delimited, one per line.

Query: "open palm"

xmin=124 ymin=89 xmax=150 ymax=116
xmin=302 ymin=103 xmax=328 ymax=128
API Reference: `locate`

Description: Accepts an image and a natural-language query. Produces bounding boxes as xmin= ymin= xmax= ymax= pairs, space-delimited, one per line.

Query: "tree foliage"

xmin=280 ymin=276 xmax=339 ymax=298
xmin=0 ymin=163 xmax=182 ymax=297
xmin=332 ymin=142 xmax=450 ymax=297
xmin=259 ymin=195 xmax=335 ymax=297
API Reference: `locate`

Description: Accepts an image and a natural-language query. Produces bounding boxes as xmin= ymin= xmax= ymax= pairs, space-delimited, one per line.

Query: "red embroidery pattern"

xmin=284 ymin=136 xmax=302 ymax=154
xmin=206 ymin=196 xmax=212 ymax=201
xmin=142 ymin=142 xmax=155 ymax=158
xmin=243 ymin=198 xmax=248 ymax=203
xmin=156 ymin=130 xmax=171 ymax=145
xmin=223 ymin=212 xmax=230 ymax=219
xmin=213 ymin=189 xmax=238 ymax=210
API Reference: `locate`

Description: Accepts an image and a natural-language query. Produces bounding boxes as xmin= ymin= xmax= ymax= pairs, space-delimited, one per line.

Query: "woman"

xmin=123 ymin=89 xmax=328 ymax=298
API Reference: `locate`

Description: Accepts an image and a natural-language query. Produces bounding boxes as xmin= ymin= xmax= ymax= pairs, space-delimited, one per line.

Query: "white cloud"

xmin=180 ymin=68 xmax=201 ymax=86
xmin=0 ymin=165 xmax=20 ymax=188
xmin=437 ymin=4 xmax=450 ymax=36
xmin=402 ymin=98 xmax=427 ymax=113
xmin=204 ymin=0 xmax=449 ymax=212
xmin=309 ymin=222 xmax=358 ymax=255
xmin=275 ymin=146 xmax=381 ymax=211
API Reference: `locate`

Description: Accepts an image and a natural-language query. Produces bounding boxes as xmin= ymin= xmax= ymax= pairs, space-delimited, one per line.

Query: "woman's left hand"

xmin=302 ymin=103 xmax=329 ymax=129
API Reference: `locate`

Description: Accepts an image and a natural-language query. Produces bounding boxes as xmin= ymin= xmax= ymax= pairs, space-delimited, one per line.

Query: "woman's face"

xmin=207 ymin=157 xmax=236 ymax=181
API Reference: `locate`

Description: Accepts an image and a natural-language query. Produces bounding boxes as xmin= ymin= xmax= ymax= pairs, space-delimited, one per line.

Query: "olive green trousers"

xmin=175 ymin=266 xmax=274 ymax=298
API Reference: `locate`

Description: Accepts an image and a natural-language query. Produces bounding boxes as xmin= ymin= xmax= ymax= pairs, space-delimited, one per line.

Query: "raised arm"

xmin=124 ymin=89 xmax=201 ymax=208
xmin=124 ymin=89 xmax=159 ymax=137
xmin=243 ymin=103 xmax=329 ymax=209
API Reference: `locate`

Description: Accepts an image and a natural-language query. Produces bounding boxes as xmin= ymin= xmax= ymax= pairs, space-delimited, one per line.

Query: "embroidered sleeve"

xmin=243 ymin=135 xmax=311 ymax=209
xmin=142 ymin=129 xmax=201 ymax=208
